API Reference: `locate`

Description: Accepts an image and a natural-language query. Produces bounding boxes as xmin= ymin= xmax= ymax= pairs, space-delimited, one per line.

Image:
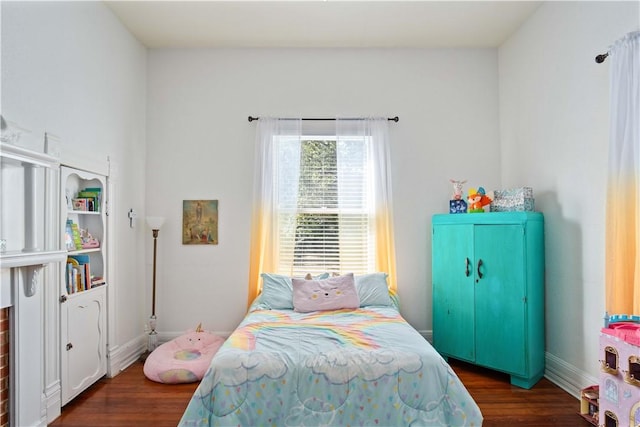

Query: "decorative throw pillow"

xmin=292 ymin=273 xmax=360 ymax=312
xmin=356 ymin=272 xmax=392 ymax=307
xmin=260 ymin=272 xmax=330 ymax=309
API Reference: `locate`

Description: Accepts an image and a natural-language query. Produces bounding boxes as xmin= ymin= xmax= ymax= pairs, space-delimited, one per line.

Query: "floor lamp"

xmin=143 ymin=216 xmax=165 ymax=360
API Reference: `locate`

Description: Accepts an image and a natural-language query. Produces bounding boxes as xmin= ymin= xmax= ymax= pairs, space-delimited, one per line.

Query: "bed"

xmin=179 ymin=273 xmax=483 ymax=426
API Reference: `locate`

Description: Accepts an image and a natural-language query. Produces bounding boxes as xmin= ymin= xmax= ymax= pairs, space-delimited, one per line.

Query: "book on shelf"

xmin=65 ymin=262 xmax=73 ymax=293
xmin=84 ymin=263 xmax=90 ymax=290
xmin=91 ymin=276 xmax=106 ymax=287
xmin=67 ymin=257 xmax=77 ymax=293
xmin=72 ymin=198 xmax=88 ymax=211
xmin=68 ymin=254 xmax=90 ymax=264
xmin=70 ymin=222 xmax=83 ymax=251
xmin=82 ymin=187 xmax=102 ymax=197
xmin=73 ymin=267 xmax=80 ymax=293
xmin=66 ymin=255 xmax=91 ymax=292
xmin=65 ymin=219 xmax=76 ymax=251
xmin=77 ymin=188 xmax=101 ymax=212
xmin=79 ymin=266 xmax=86 ymax=291
xmin=66 ymin=258 xmax=80 ymax=293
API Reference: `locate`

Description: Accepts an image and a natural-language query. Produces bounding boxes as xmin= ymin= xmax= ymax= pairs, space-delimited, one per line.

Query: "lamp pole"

xmin=148 ymin=227 xmax=160 ymax=351
xmin=141 ymin=216 xmax=164 ymax=362
xmin=151 ymin=228 xmax=159 ymax=316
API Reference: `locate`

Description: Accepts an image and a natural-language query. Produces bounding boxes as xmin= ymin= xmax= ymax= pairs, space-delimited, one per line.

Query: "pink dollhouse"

xmin=600 ymin=314 xmax=640 ymax=427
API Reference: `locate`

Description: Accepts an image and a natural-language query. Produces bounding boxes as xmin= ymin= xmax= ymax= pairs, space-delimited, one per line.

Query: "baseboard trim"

xmin=107 ymin=336 xmax=146 ymax=377
xmin=544 ymin=352 xmax=598 ymax=399
xmin=418 ymin=329 xmax=432 ymax=343
xmin=43 ymin=380 xmax=61 ymax=424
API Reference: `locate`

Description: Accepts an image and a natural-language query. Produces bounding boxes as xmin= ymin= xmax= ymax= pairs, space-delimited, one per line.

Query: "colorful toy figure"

xmin=450 ymin=179 xmax=467 ymax=200
xmin=449 ymin=179 xmax=468 ymax=213
xmin=467 ymin=187 xmax=492 ymax=213
xmin=79 ymin=228 xmax=100 ymax=249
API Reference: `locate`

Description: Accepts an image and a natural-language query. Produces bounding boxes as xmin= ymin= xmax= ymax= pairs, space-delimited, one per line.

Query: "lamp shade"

xmin=146 ymin=216 xmax=165 ymax=230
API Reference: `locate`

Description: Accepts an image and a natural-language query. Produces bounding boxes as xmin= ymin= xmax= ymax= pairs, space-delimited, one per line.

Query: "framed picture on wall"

xmin=182 ymin=199 xmax=218 ymax=245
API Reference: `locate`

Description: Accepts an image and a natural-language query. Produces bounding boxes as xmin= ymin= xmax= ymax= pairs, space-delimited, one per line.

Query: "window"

xmin=276 ymin=136 xmax=374 ymax=277
xmin=248 ymin=118 xmax=397 ymax=304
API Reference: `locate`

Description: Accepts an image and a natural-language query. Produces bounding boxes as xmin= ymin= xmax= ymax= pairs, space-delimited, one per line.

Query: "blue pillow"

xmin=355 ymin=273 xmax=392 ymax=307
xmin=260 ymin=273 xmax=330 ymax=309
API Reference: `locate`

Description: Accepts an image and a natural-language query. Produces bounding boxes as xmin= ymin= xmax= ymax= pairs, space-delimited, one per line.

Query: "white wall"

xmin=1 ymin=0 xmax=147 ymax=418
xmin=146 ymin=48 xmax=501 ymax=335
xmin=499 ymin=1 xmax=640 ymax=391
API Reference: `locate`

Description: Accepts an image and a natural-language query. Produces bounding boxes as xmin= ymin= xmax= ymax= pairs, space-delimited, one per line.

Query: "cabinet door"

xmin=432 ymin=223 xmax=475 ymax=362
xmin=60 ymin=287 xmax=107 ymax=405
xmin=474 ymin=224 xmax=526 ymax=375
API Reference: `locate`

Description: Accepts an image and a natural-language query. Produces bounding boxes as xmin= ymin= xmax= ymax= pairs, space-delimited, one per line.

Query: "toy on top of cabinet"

xmin=450 ymin=179 xmax=467 ymax=200
xmin=449 ymin=179 xmax=468 ymax=214
xmin=467 ymin=187 xmax=493 ymax=213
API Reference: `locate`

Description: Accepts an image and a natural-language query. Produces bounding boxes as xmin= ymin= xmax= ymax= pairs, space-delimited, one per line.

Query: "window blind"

xmin=275 ymin=137 xmax=375 ymax=277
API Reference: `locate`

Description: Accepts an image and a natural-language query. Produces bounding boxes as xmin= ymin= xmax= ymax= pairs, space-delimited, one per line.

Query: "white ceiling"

xmin=105 ymin=1 xmax=543 ymax=49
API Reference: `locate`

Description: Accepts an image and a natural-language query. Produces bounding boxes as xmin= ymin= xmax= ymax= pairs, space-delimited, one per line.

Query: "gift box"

xmin=490 ymin=187 xmax=535 ymax=212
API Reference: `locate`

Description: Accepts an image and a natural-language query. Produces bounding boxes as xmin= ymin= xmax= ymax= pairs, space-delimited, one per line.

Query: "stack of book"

xmin=72 ymin=187 xmax=102 ymax=212
xmin=65 ymin=255 xmax=105 ymax=293
xmin=66 ymin=255 xmax=89 ymax=293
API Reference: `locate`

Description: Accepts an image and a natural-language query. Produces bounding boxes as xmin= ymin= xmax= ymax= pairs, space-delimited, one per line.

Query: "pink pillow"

xmin=292 ymin=273 xmax=360 ymax=312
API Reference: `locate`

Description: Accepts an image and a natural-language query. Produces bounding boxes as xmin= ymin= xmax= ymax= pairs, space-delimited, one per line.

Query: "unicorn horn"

xmin=196 ymin=323 xmax=203 ymax=333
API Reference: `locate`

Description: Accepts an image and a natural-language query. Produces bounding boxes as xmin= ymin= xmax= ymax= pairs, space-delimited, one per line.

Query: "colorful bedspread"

xmin=179 ymin=306 xmax=482 ymax=426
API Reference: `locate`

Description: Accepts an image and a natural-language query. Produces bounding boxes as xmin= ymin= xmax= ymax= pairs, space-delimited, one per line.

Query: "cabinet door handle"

xmin=477 ymin=259 xmax=483 ymax=279
xmin=465 ymin=258 xmax=470 ymax=277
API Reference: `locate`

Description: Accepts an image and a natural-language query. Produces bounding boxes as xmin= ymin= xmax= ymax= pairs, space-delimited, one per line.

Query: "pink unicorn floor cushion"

xmin=143 ymin=324 xmax=225 ymax=384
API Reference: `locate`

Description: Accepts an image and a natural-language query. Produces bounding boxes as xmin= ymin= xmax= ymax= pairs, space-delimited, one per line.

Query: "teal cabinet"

xmin=432 ymin=212 xmax=545 ymax=389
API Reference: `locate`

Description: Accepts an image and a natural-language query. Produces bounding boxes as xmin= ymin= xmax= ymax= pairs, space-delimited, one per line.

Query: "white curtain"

xmin=336 ymin=118 xmax=398 ymax=290
xmin=247 ymin=118 xmax=301 ymax=305
xmin=605 ymin=31 xmax=640 ymax=315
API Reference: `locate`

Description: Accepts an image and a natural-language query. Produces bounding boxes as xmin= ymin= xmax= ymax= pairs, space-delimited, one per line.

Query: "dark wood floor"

xmin=49 ymin=358 xmax=593 ymax=427
xmin=448 ymin=359 xmax=592 ymax=427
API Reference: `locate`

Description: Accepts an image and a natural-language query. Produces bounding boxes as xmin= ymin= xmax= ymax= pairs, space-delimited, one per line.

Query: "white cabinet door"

xmin=60 ymin=286 xmax=107 ymax=405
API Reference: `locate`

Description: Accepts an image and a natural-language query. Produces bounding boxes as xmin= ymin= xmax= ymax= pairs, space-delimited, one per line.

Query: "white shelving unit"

xmin=59 ymin=166 xmax=108 ymax=405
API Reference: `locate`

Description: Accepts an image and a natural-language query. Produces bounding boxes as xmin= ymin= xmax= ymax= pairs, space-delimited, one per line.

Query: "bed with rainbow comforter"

xmin=179 ymin=304 xmax=482 ymax=426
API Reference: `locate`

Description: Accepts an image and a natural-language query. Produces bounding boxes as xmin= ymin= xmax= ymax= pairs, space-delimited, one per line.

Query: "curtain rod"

xmin=595 ymin=52 xmax=609 ymax=63
xmin=248 ymin=116 xmax=399 ymax=123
